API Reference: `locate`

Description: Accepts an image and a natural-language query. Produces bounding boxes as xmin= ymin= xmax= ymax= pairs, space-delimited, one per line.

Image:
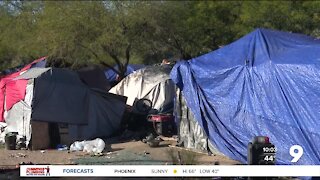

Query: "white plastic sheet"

xmin=70 ymin=138 xmax=106 ymax=154
xmin=109 ymin=65 xmax=175 ymax=113
xmin=4 ymin=79 xmax=34 ymax=147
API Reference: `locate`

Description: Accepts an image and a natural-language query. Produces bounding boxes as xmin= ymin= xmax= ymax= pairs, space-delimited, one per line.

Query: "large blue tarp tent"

xmin=105 ymin=64 xmax=145 ymax=82
xmin=170 ymin=28 xmax=320 ymax=165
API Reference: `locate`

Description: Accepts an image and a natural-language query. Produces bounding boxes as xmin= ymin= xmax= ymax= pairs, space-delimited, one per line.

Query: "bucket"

xmin=16 ymin=136 xmax=27 ymax=150
xmin=5 ymin=132 xmax=17 ymax=150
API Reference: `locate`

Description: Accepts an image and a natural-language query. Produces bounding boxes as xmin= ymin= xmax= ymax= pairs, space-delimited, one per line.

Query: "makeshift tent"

xmin=0 ymin=57 xmax=47 ymax=122
xmin=77 ymin=65 xmax=111 ymax=91
xmin=2 ymin=66 xmax=126 ymax=146
xmin=109 ymin=64 xmax=175 ymax=114
xmin=171 ymin=28 xmax=320 ymax=165
xmin=105 ymin=64 xmax=145 ymax=82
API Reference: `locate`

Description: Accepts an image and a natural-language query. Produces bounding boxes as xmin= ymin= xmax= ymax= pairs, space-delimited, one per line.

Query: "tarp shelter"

xmin=77 ymin=65 xmax=111 ymax=91
xmin=0 ymin=57 xmax=46 ymax=122
xmin=105 ymin=64 xmax=145 ymax=82
xmin=171 ymin=28 xmax=320 ymax=165
xmin=2 ymin=66 xmax=126 ymax=146
xmin=4 ymin=68 xmax=50 ymax=146
xmin=109 ymin=64 xmax=175 ymax=114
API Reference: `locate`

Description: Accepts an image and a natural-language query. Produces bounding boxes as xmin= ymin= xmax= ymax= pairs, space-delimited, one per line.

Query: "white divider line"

xmin=20 ymin=165 xmax=320 ymax=177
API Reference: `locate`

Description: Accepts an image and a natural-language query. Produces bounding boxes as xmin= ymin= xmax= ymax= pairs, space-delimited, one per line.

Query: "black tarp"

xmin=77 ymin=65 xmax=111 ymax=91
xmin=69 ymin=90 xmax=127 ymax=139
xmin=31 ymin=68 xmax=126 ymax=130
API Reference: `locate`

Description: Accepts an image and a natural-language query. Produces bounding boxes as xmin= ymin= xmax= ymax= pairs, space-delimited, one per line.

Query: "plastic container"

xmin=56 ymin=144 xmax=68 ymax=151
xmin=5 ymin=132 xmax=18 ymax=150
xmin=16 ymin=136 xmax=26 ymax=150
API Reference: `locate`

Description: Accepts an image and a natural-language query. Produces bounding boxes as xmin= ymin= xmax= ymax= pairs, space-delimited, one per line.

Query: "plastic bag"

xmin=69 ymin=141 xmax=84 ymax=151
xmin=69 ymin=138 xmax=105 ymax=153
xmin=0 ymin=122 xmax=7 ymax=144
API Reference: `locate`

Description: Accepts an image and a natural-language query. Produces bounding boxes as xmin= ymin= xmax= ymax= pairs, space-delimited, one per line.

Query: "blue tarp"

xmin=105 ymin=64 xmax=145 ymax=81
xmin=170 ymin=28 xmax=320 ymax=165
xmin=31 ymin=59 xmax=46 ymax=68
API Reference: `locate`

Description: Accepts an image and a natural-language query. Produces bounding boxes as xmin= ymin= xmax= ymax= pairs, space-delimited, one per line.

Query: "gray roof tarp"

xmin=14 ymin=67 xmax=51 ymax=80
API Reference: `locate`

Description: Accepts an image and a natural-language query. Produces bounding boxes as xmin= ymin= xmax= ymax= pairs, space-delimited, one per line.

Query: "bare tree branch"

xmin=124 ymin=43 xmax=131 ymax=68
xmin=77 ymin=43 xmax=99 ymax=59
xmin=172 ymin=34 xmax=186 ymax=58
xmin=101 ymin=45 xmax=122 ymax=66
xmin=77 ymin=43 xmax=122 ymax=74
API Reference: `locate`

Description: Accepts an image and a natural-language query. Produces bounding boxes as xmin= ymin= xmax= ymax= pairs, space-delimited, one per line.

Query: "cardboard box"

xmin=30 ymin=121 xmax=50 ymax=150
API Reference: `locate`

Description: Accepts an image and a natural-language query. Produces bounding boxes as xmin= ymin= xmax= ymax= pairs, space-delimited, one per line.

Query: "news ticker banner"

xmin=20 ymin=165 xmax=320 ymax=177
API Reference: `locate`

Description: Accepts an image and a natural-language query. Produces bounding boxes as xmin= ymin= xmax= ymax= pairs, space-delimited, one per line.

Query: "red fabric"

xmin=0 ymin=57 xmax=46 ymax=122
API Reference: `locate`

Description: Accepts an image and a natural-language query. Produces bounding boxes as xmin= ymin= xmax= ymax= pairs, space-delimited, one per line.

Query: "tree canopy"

xmin=0 ymin=1 xmax=319 ymax=76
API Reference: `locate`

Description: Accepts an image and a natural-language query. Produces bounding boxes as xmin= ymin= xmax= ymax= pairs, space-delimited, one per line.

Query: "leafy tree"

xmin=36 ymin=1 xmax=159 ymax=79
xmin=0 ymin=1 xmax=45 ymax=69
xmin=0 ymin=1 xmax=320 ymax=73
xmin=238 ymin=1 xmax=320 ymax=36
xmin=145 ymin=1 xmax=242 ymax=60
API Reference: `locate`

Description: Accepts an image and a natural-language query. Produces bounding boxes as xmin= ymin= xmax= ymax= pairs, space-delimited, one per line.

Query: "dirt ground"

xmin=0 ymin=138 xmax=239 ymax=180
xmin=0 ymin=139 xmax=239 ymax=168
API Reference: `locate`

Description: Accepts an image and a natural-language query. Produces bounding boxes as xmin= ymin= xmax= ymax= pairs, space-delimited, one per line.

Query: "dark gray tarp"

xmin=77 ymin=65 xmax=111 ymax=91
xmin=32 ymin=68 xmax=126 ymax=132
xmin=69 ymin=91 xmax=127 ymax=140
xmin=32 ymin=68 xmax=90 ymax=124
